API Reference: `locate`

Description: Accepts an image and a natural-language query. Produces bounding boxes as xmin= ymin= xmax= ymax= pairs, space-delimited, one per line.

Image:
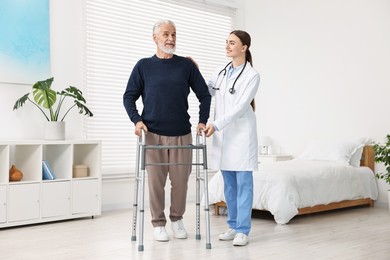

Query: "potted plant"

xmin=373 ymin=134 xmax=390 ymax=211
xmin=13 ymin=77 xmax=93 ymax=139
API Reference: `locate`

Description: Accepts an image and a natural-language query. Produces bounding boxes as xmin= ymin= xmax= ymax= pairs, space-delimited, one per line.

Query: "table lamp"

xmin=259 ymin=136 xmax=272 ymax=155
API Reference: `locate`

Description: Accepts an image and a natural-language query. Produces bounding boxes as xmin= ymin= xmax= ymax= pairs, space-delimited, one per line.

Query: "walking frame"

xmin=131 ymin=129 xmax=212 ymax=251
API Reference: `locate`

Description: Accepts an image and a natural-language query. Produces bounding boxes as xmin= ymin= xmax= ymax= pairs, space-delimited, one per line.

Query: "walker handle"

xmin=138 ymin=128 xmax=146 ymax=145
xmin=197 ymin=128 xmax=206 ymax=145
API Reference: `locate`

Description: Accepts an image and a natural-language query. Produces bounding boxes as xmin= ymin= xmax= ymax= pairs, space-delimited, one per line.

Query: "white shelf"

xmin=0 ymin=140 xmax=101 ymax=228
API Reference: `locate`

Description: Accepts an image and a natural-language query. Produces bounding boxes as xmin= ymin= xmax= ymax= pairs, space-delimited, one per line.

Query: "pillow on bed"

xmin=298 ymin=138 xmax=369 ymax=165
xmin=349 ymin=137 xmax=372 ymax=167
xmin=349 ymin=146 xmax=364 ymax=167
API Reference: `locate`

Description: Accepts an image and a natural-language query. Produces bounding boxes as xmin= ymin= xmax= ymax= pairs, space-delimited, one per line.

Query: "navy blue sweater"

xmin=123 ymin=55 xmax=211 ymax=136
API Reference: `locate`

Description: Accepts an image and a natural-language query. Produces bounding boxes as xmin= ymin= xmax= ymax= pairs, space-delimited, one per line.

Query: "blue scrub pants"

xmin=221 ymin=170 xmax=253 ymax=235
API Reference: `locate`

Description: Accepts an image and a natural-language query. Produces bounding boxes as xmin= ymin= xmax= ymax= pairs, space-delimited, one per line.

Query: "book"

xmin=42 ymin=160 xmax=57 ymax=180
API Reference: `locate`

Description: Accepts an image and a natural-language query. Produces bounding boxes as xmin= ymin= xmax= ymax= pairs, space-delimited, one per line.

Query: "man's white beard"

xmin=158 ymin=43 xmax=176 ymax=54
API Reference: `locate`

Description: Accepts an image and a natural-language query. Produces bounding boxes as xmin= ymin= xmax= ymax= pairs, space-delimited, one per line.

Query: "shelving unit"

xmin=0 ymin=140 xmax=101 ymax=228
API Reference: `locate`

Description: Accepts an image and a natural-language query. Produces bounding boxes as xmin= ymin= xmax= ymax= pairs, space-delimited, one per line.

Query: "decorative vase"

xmin=9 ymin=165 xmax=23 ymax=181
xmin=44 ymin=121 xmax=65 ymax=140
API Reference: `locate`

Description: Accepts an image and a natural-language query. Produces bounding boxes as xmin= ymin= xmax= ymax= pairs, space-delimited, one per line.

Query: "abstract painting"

xmin=0 ymin=0 xmax=50 ymax=84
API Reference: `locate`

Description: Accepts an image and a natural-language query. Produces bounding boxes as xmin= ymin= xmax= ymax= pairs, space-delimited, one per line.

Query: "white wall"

xmin=244 ymin=0 xmax=390 ymax=205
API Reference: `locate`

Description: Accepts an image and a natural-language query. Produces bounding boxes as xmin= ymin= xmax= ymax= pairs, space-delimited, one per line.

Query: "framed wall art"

xmin=0 ymin=0 xmax=50 ymax=84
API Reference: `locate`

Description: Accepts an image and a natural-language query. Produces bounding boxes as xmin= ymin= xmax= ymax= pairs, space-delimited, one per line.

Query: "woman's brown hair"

xmin=230 ymin=30 xmax=256 ymax=111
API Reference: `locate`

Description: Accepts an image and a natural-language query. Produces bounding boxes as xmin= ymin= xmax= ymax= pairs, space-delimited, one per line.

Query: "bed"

xmin=206 ymin=141 xmax=379 ymax=224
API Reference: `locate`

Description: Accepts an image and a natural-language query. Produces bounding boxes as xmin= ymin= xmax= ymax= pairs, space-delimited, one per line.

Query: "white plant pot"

xmin=44 ymin=121 xmax=65 ymax=140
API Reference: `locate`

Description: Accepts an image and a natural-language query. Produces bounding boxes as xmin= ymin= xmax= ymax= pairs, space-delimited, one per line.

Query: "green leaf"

xmin=60 ymin=86 xmax=86 ymax=103
xmin=374 ymin=134 xmax=390 ymax=185
xmin=74 ymin=100 xmax=93 ymax=117
xmin=13 ymin=93 xmax=30 ymax=110
xmin=32 ymin=77 xmax=57 ymax=109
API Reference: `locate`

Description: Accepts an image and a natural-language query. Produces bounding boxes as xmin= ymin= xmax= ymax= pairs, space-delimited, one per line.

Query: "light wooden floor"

xmin=1 ymin=205 xmax=390 ymax=260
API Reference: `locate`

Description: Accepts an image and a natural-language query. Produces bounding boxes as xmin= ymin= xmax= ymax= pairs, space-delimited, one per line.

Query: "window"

xmin=84 ymin=0 xmax=236 ymax=176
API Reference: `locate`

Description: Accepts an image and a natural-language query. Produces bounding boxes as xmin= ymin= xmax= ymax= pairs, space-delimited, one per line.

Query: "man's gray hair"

xmin=153 ymin=20 xmax=176 ymax=34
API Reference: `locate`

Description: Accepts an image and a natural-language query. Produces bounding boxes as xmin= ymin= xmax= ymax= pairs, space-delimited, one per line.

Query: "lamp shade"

xmin=259 ymin=136 xmax=272 ymax=146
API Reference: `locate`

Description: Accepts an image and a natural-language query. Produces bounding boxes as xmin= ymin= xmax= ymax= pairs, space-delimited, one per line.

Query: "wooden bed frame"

xmin=213 ymin=146 xmax=375 ymax=216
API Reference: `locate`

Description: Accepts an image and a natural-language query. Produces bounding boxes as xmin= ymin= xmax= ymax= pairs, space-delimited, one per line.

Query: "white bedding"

xmin=205 ymin=159 xmax=379 ymax=224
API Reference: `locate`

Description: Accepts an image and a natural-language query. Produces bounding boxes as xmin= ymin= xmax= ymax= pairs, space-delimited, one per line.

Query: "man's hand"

xmin=135 ymin=121 xmax=148 ymax=136
xmin=196 ymin=123 xmax=206 ymax=136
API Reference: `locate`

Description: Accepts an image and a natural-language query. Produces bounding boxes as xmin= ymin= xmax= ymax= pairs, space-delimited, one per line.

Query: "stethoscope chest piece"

xmin=214 ymin=61 xmax=247 ymax=95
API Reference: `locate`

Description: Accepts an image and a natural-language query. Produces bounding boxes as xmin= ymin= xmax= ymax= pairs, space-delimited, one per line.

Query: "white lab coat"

xmin=208 ymin=61 xmax=260 ymax=171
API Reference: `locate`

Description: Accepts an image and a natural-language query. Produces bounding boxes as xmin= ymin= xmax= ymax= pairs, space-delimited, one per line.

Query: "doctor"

xmin=205 ymin=30 xmax=260 ymax=247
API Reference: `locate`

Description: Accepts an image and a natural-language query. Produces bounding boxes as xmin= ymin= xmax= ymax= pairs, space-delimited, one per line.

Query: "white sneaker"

xmin=218 ymin=228 xmax=236 ymax=241
xmin=171 ymin=220 xmax=187 ymax=239
xmin=233 ymin=233 xmax=249 ymax=246
xmin=153 ymin=226 xmax=169 ymax=242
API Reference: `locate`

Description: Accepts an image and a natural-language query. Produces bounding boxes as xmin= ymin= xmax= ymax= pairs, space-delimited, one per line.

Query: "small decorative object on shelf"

xmin=73 ymin=164 xmax=89 ymax=178
xmin=42 ymin=160 xmax=57 ymax=180
xmin=9 ymin=165 xmax=23 ymax=181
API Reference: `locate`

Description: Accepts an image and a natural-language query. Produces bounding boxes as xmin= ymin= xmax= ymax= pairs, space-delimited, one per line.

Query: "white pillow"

xmin=349 ymin=146 xmax=364 ymax=167
xmin=298 ymin=138 xmax=369 ymax=165
xmin=349 ymin=137 xmax=372 ymax=167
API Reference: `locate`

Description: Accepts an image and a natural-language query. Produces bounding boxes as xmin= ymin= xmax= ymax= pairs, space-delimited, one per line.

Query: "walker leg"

xmin=195 ymin=140 xmax=201 ymax=240
xmin=131 ymin=143 xmax=141 ymax=241
xmin=195 ymin=167 xmax=201 ymax=240
xmin=202 ymin=145 xmax=212 ymax=249
xmin=131 ymin=180 xmax=139 ymax=241
xmin=138 ymin=170 xmax=146 ymax=251
xmin=203 ymin=168 xmax=211 ymax=249
xmin=138 ymin=145 xmax=146 ymax=251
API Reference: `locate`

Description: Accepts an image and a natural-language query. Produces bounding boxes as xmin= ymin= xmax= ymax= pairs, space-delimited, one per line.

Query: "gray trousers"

xmin=145 ymin=132 xmax=192 ymax=227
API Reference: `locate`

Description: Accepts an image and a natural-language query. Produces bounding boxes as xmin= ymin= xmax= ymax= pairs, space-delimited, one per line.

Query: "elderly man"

xmin=123 ymin=20 xmax=211 ymax=242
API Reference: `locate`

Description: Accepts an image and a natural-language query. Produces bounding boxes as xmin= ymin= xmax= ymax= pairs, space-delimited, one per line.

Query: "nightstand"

xmin=258 ymin=154 xmax=293 ymax=164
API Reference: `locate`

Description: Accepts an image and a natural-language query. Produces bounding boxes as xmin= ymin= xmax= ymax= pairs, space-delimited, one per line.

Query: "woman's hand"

xmin=186 ymin=56 xmax=199 ymax=68
xmin=204 ymin=124 xmax=215 ymax=137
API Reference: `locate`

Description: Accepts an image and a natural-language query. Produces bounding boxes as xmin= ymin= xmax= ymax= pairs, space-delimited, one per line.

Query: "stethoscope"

xmin=212 ymin=61 xmax=247 ymax=94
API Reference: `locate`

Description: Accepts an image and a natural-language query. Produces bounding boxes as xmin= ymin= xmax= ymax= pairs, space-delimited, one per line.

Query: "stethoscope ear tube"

xmin=214 ymin=61 xmax=247 ymax=94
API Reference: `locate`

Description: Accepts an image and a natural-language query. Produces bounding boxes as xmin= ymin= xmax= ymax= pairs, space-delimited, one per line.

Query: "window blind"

xmin=84 ymin=0 xmax=235 ymax=176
